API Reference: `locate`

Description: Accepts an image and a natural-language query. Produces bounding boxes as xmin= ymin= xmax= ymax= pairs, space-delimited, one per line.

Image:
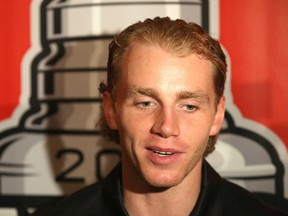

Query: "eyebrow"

xmin=126 ymin=85 xmax=210 ymax=103
xmin=126 ymin=86 xmax=160 ymax=99
xmin=177 ymin=90 xmax=210 ymax=103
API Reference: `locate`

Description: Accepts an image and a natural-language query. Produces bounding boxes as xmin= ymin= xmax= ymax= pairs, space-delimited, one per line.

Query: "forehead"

xmin=119 ymin=43 xmax=214 ymax=87
xmin=113 ymin=43 xmax=217 ymax=105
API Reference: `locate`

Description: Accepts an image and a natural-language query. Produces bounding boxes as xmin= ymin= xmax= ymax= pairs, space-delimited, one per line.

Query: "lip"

xmin=146 ymin=147 xmax=182 ymax=165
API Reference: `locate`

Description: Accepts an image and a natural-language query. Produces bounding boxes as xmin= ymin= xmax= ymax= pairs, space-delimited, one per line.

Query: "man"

xmin=34 ymin=17 xmax=287 ymax=216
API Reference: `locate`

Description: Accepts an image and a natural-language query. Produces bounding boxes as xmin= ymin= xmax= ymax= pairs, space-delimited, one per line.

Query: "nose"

xmin=151 ymin=107 xmax=180 ymax=138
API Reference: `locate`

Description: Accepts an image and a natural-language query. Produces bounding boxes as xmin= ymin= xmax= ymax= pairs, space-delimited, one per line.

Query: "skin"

xmin=103 ymin=43 xmax=225 ymax=215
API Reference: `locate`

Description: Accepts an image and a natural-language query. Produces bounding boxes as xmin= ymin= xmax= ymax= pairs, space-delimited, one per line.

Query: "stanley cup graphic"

xmin=0 ymin=0 xmax=287 ymax=215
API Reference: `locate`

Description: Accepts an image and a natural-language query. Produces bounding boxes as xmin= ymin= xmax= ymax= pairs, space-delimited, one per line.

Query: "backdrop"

xmin=0 ymin=0 xmax=287 ymax=215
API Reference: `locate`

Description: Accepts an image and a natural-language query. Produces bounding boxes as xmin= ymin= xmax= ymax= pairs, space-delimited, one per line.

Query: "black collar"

xmin=102 ymin=160 xmax=225 ymax=216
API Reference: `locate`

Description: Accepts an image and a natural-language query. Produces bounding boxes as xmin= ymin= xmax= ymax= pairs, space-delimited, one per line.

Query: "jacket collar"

xmin=102 ymin=160 xmax=224 ymax=216
xmin=190 ymin=160 xmax=224 ymax=216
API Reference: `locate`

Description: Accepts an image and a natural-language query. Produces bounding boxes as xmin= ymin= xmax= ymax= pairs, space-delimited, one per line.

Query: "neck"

xmin=122 ymin=161 xmax=203 ymax=216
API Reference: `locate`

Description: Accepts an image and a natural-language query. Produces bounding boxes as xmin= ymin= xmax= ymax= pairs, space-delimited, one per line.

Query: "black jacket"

xmin=33 ymin=161 xmax=288 ymax=216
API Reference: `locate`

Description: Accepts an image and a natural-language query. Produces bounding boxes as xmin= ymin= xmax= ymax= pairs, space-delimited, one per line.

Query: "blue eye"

xmin=185 ymin=104 xmax=197 ymax=111
xmin=136 ymin=101 xmax=155 ymax=108
xmin=139 ymin=102 xmax=151 ymax=107
xmin=186 ymin=105 xmax=195 ymax=109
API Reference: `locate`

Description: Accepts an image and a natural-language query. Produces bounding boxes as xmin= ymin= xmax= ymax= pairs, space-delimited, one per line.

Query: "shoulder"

xmin=32 ymin=163 xmax=125 ymax=216
xmin=33 ymin=182 xmax=104 ymax=216
xmin=219 ymin=179 xmax=288 ymax=216
xmin=202 ymin=161 xmax=288 ymax=216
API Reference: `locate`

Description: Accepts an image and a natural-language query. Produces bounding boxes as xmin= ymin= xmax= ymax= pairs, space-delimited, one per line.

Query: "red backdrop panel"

xmin=0 ymin=1 xmax=30 ymax=119
xmin=220 ymin=0 xmax=288 ymax=149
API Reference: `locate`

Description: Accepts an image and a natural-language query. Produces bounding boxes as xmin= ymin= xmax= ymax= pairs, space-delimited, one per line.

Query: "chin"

xmin=144 ymin=171 xmax=184 ymax=189
xmin=149 ymin=181 xmax=179 ymax=189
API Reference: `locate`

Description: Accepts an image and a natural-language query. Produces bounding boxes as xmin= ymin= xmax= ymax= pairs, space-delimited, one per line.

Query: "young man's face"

xmin=103 ymin=43 xmax=225 ymax=189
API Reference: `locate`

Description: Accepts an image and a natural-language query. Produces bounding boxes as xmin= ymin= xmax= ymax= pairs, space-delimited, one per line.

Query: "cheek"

xmin=181 ymin=115 xmax=214 ymax=140
xmin=116 ymin=110 xmax=150 ymax=142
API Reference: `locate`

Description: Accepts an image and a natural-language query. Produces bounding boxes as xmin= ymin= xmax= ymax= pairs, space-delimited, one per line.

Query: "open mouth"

xmin=150 ymin=149 xmax=174 ymax=156
xmin=147 ymin=148 xmax=180 ymax=164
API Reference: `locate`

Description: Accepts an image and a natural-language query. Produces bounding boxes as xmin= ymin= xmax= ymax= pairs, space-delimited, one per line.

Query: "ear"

xmin=209 ymin=96 xmax=225 ymax=136
xmin=102 ymin=91 xmax=118 ymax=130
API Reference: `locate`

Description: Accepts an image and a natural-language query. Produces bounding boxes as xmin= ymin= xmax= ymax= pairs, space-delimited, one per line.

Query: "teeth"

xmin=153 ymin=150 xmax=173 ymax=156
